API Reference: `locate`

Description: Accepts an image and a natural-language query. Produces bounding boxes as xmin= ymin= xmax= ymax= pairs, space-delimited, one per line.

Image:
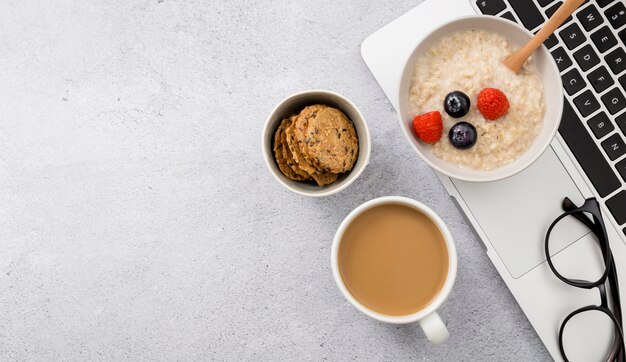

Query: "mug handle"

xmin=418 ymin=312 xmax=449 ymax=345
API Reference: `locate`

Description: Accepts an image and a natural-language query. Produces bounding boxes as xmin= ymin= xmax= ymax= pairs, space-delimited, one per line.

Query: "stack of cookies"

xmin=273 ymin=104 xmax=359 ymax=186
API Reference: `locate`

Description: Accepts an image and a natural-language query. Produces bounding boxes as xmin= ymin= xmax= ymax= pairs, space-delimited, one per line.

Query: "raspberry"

xmin=412 ymin=111 xmax=443 ymax=144
xmin=477 ymin=88 xmax=509 ymax=120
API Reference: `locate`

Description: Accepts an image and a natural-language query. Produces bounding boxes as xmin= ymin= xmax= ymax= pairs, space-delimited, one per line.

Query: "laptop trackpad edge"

xmin=452 ymin=147 xmax=588 ymax=278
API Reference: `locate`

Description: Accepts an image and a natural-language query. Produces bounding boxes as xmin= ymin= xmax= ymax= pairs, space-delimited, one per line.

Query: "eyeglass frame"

xmin=544 ymin=197 xmax=625 ymax=362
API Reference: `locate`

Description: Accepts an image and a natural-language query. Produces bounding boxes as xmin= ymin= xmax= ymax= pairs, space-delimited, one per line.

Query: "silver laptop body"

xmin=361 ymin=0 xmax=626 ymax=360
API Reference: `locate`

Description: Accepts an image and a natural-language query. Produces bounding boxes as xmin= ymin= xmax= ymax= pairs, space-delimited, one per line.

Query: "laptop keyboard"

xmin=477 ymin=0 xmax=626 ymax=236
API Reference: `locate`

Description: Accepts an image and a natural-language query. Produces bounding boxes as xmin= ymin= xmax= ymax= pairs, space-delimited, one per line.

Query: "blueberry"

xmin=449 ymin=122 xmax=477 ymax=150
xmin=443 ymin=91 xmax=470 ymax=118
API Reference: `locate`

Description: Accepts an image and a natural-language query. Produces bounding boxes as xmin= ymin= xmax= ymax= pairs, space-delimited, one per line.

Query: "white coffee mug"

xmin=331 ymin=196 xmax=457 ymax=344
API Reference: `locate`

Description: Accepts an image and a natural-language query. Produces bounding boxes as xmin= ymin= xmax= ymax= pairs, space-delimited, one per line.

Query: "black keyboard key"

xmin=501 ymin=11 xmax=516 ymax=22
xmin=601 ymin=87 xmax=626 ymax=115
xmin=552 ymin=47 xmax=573 ymax=71
xmin=601 ymin=133 xmax=626 ymax=160
xmin=546 ymin=2 xmax=572 ymax=26
xmin=538 ymin=0 xmax=555 ymax=7
xmin=558 ymin=100 xmax=622 ymax=197
xmin=620 ymin=74 xmax=626 ymax=91
xmin=476 ymin=0 xmax=506 ymax=15
xmin=573 ymin=44 xmax=601 ymax=71
xmin=588 ymin=66 xmax=615 ymax=92
xmin=591 ymin=26 xmax=618 ymax=53
xmin=560 ymin=23 xmax=587 ymax=50
xmin=618 ymin=112 xmax=626 ymax=135
xmin=597 ymin=0 xmax=615 ymax=8
xmin=605 ymin=48 xmax=626 ymax=74
xmin=606 ymin=190 xmax=626 ymax=225
xmin=620 ymin=29 xmax=626 ymax=45
xmin=509 ymin=0 xmax=544 ymax=30
xmin=588 ymin=112 xmax=615 ymax=139
xmin=617 ymin=158 xmax=626 ymax=182
xmin=574 ymin=90 xmax=601 ymax=117
xmin=605 ymin=2 xmax=626 ymax=29
xmin=562 ymin=68 xmax=586 ymax=95
xmin=544 ymin=33 xmax=559 ymax=48
xmin=576 ymin=4 xmax=604 ymax=31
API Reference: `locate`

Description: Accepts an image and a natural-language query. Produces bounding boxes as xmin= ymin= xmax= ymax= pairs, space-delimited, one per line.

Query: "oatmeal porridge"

xmin=408 ymin=29 xmax=545 ymax=170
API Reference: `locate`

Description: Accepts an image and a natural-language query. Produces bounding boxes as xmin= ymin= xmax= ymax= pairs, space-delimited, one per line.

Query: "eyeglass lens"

xmin=547 ymin=212 xmax=607 ymax=283
xmin=560 ymin=308 xmax=617 ymax=361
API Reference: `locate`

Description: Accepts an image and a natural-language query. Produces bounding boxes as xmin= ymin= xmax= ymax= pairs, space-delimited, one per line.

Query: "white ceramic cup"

xmin=331 ymin=196 xmax=457 ymax=345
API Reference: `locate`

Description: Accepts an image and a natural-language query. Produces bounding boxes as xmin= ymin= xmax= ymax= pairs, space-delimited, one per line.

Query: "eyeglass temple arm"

xmin=562 ymin=197 xmax=625 ymax=361
xmin=610 ymin=252 xmax=624 ymax=362
xmin=564 ymin=199 xmax=621 ymax=295
xmin=562 ymin=197 xmax=596 ymax=229
xmin=563 ymin=197 xmax=610 ymax=251
xmin=563 ymin=197 xmax=622 ymax=305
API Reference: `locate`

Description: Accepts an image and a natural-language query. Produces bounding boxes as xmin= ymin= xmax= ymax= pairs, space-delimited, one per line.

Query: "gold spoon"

xmin=503 ymin=0 xmax=586 ymax=73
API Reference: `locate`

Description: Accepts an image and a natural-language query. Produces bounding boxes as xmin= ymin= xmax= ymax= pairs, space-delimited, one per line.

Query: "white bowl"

xmin=262 ymin=90 xmax=371 ymax=197
xmin=397 ymin=16 xmax=563 ymax=182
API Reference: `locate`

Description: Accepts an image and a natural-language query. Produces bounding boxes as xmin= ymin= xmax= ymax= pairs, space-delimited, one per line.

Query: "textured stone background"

xmin=0 ymin=0 xmax=551 ymax=360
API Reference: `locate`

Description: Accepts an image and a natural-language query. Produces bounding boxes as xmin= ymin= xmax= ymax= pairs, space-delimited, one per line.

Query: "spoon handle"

xmin=504 ymin=0 xmax=585 ymax=73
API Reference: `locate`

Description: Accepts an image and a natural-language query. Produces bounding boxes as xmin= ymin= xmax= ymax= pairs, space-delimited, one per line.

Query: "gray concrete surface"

xmin=0 ymin=0 xmax=551 ymax=360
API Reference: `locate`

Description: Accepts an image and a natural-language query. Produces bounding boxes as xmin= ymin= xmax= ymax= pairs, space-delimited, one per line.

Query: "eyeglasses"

xmin=545 ymin=197 xmax=624 ymax=362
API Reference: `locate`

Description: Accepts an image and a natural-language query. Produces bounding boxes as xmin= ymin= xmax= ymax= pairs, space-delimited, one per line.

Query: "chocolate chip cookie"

xmin=273 ymin=118 xmax=308 ymax=181
xmin=285 ymin=118 xmax=338 ymax=186
xmin=295 ymin=105 xmax=359 ymax=174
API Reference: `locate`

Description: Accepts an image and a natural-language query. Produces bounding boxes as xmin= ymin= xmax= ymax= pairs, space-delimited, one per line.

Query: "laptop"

xmin=361 ymin=0 xmax=626 ymax=359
